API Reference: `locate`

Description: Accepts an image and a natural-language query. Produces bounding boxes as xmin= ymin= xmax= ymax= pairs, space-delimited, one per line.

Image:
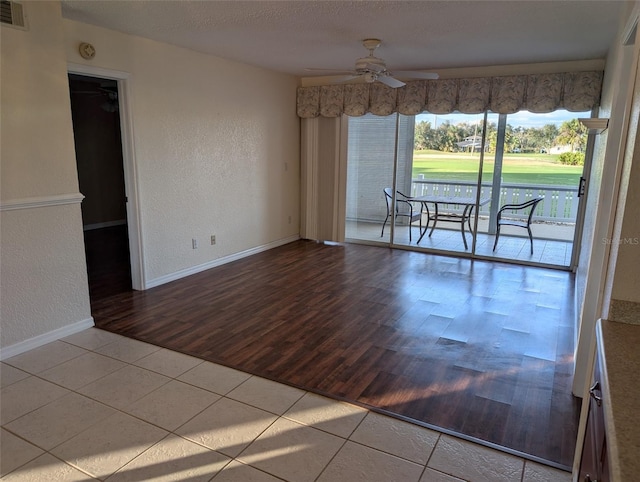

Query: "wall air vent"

xmin=1 ymin=0 xmax=26 ymax=29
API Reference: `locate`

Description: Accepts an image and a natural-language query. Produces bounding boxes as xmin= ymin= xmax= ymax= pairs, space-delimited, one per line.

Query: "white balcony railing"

xmin=411 ymin=177 xmax=579 ymax=223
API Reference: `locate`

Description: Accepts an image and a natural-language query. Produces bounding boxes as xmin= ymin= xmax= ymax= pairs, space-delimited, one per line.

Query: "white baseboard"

xmin=146 ymin=235 xmax=300 ymax=289
xmin=0 ymin=317 xmax=95 ymax=361
xmin=83 ymin=220 xmax=127 ymax=231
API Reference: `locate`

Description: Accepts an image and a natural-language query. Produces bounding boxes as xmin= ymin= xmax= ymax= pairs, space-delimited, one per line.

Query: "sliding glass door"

xmin=410 ymin=112 xmax=493 ymax=253
xmin=345 ymin=111 xmax=492 ymax=254
xmin=345 ymin=113 xmax=415 ymax=245
xmin=344 ymin=109 xmax=593 ymax=269
xmin=473 ymin=110 xmax=590 ymax=267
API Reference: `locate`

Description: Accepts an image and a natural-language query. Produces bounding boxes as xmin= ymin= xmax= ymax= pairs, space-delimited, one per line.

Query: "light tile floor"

xmin=1 ymin=328 xmax=572 ymax=481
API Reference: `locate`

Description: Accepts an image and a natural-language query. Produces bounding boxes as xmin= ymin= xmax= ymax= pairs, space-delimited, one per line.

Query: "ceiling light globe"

xmin=364 ymin=72 xmax=377 ymax=83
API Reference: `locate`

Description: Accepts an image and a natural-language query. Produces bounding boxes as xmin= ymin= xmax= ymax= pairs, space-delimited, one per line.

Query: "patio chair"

xmin=493 ymin=197 xmax=544 ymax=255
xmin=381 ymin=188 xmax=422 ymax=242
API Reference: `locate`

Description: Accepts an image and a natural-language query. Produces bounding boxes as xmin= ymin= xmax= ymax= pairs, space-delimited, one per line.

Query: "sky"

xmin=416 ymin=109 xmax=588 ymax=129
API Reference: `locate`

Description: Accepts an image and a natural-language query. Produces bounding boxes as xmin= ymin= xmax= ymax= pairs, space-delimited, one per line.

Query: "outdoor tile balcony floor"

xmin=347 ymin=219 xmax=574 ymax=267
xmin=1 ymin=329 xmax=571 ymax=481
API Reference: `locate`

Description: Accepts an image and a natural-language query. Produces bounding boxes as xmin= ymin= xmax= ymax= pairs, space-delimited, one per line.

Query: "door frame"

xmin=68 ymin=63 xmax=145 ymax=290
xmin=570 ymin=111 xmax=599 ymax=270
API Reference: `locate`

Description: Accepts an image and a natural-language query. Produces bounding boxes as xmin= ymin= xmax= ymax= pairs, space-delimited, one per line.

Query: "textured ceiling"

xmin=61 ymin=0 xmax=626 ymax=78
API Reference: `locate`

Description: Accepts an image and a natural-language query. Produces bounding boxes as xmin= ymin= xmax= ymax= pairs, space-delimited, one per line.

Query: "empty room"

xmin=2 ymin=1 xmax=640 ymax=481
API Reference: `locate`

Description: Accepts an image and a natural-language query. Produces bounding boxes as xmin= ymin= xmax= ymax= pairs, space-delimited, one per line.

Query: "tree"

xmin=527 ymin=124 xmax=558 ymax=153
xmin=512 ymin=126 xmax=526 ymax=152
xmin=503 ymin=124 xmax=519 ymax=153
xmin=439 ymin=122 xmax=466 ymax=152
xmin=556 ymin=119 xmax=587 ymax=152
xmin=414 ymin=120 xmax=432 ymax=150
xmin=485 ymin=122 xmax=497 ymax=153
xmin=412 ymin=116 xmax=586 ymax=155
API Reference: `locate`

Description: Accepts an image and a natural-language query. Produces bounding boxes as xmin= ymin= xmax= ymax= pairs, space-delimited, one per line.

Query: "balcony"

xmin=411 ymin=177 xmax=579 ymax=224
xmin=345 ymin=178 xmax=578 ymax=267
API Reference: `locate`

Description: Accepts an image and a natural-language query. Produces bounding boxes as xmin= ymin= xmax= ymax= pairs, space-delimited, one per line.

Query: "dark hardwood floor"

xmin=89 ymin=238 xmax=580 ymax=470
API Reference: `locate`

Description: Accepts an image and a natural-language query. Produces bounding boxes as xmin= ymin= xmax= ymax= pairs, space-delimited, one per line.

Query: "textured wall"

xmin=1 ymin=2 xmax=300 ymax=350
xmin=1 ymin=2 xmax=91 ymax=349
xmin=0 ymin=2 xmax=79 ymax=200
xmin=1 ymin=206 xmax=91 ymax=347
xmin=610 ymin=86 xmax=640 ymax=303
xmin=63 ymin=20 xmax=301 ymax=283
xmin=572 ymin=3 xmax=638 ymax=396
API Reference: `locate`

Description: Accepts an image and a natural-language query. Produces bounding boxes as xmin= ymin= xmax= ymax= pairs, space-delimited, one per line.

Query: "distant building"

xmin=456 ymin=135 xmax=488 ymax=152
xmin=549 ymin=145 xmax=572 ymax=154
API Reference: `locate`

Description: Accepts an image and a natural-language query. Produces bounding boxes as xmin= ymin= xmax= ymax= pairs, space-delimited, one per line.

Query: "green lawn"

xmin=413 ymin=150 xmax=583 ymax=186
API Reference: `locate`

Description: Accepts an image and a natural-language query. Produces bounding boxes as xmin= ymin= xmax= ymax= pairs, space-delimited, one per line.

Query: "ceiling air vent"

xmin=1 ymin=1 xmax=26 ymax=28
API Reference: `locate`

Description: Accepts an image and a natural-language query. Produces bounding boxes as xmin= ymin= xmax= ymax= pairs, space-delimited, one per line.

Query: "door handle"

xmin=589 ymin=380 xmax=602 ymax=406
xmin=578 ymin=177 xmax=587 ymax=197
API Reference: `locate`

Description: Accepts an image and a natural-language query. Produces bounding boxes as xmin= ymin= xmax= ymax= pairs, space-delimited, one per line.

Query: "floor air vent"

xmin=1 ymin=1 xmax=26 ymax=28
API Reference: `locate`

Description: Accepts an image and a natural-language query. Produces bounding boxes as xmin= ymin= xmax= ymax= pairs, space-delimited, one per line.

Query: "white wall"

xmin=1 ymin=1 xmax=301 ymax=353
xmin=572 ymin=2 xmax=639 ymax=395
xmin=0 ymin=2 xmax=92 ymax=351
xmin=63 ymin=19 xmax=301 ymax=285
xmin=1 ymin=3 xmax=79 ymax=199
xmin=1 ymin=206 xmax=92 ymax=349
xmin=609 ymin=81 xmax=640 ymax=303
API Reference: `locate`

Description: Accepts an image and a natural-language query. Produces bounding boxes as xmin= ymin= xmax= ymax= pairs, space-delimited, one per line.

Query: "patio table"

xmin=411 ymin=195 xmax=491 ymax=249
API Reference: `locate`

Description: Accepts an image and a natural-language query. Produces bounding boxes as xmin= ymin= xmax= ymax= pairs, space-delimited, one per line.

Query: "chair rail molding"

xmin=0 ymin=193 xmax=85 ymax=211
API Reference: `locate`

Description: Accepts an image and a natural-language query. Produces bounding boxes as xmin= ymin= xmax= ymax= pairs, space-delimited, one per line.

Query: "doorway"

xmin=68 ymin=73 xmax=132 ymax=302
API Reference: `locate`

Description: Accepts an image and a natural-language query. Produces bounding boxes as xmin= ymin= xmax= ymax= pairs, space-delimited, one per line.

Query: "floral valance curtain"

xmin=296 ymin=71 xmax=603 ymax=118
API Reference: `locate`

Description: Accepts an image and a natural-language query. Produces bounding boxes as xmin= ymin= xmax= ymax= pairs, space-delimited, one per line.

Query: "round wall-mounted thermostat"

xmin=79 ymin=42 xmax=96 ymax=60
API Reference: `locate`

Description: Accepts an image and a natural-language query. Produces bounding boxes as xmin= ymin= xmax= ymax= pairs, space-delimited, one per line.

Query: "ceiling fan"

xmin=70 ymin=87 xmax=119 ymax=112
xmin=305 ymin=38 xmax=439 ymax=88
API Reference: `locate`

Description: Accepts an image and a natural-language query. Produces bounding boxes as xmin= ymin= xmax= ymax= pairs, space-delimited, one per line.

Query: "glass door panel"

xmin=344 ymin=108 xmax=592 ymax=270
xmin=391 ymin=114 xmax=420 ymax=248
xmin=345 ymin=113 xmax=399 ymax=245
xmin=475 ymin=109 xmax=590 ymax=267
xmin=412 ymin=112 xmax=488 ymax=254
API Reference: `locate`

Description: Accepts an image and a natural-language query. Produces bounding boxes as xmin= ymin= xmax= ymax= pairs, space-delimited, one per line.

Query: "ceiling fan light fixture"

xmin=358 ymin=57 xmax=386 ymax=73
xmin=362 ymin=38 xmax=382 ymax=52
xmin=364 ymin=72 xmax=377 ymax=83
xmin=306 ymin=38 xmax=438 ymax=88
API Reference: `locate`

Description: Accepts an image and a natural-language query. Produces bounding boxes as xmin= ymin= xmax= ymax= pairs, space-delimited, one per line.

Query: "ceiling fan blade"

xmin=334 ymin=75 xmax=362 ymax=84
xmin=377 ymin=75 xmax=405 ymax=88
xmin=392 ymin=71 xmax=440 ymax=80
